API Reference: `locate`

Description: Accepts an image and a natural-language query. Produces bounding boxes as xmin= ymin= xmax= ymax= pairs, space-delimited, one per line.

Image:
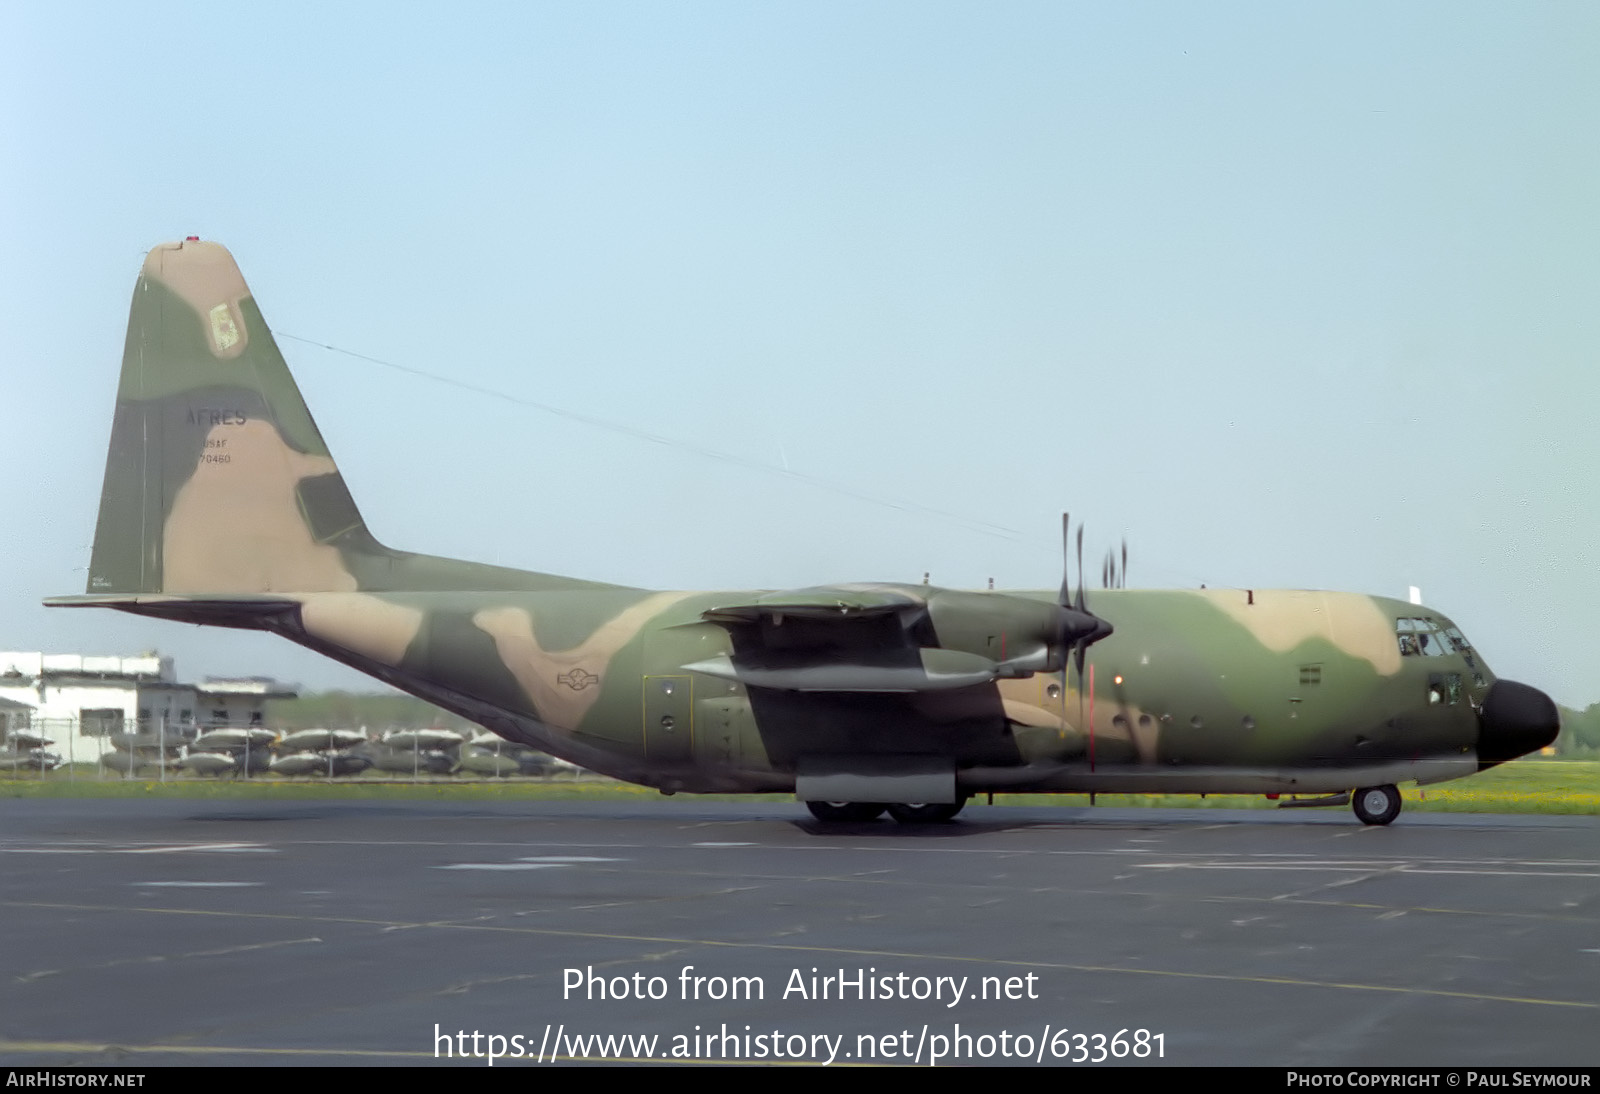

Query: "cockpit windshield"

xmin=1395 ymin=617 xmax=1475 ymax=666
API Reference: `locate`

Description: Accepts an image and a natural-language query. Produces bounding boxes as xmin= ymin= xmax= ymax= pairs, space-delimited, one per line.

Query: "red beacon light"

xmin=185 ymin=235 xmax=199 ymax=241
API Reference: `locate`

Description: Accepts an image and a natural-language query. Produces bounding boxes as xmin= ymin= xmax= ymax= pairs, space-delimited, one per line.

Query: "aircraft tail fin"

xmin=86 ymin=239 xmax=381 ymax=596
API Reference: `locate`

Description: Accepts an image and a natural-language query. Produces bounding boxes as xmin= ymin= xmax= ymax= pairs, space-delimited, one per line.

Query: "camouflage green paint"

xmin=49 ymin=241 xmax=1559 ymax=808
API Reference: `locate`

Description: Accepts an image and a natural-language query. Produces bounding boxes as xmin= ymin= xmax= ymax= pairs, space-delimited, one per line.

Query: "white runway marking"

xmin=120 ymin=843 xmax=275 ymax=854
xmin=435 ymin=863 xmax=566 ymax=871
xmin=1401 ymin=868 xmax=1600 ymax=878
xmin=1136 ymin=860 xmax=1600 ymax=879
xmin=3 ymin=842 xmax=274 ymax=855
xmin=181 ymin=937 xmax=322 ymax=957
xmin=2 ymin=849 xmax=97 ymax=854
xmin=130 ymin=881 xmax=263 ymax=888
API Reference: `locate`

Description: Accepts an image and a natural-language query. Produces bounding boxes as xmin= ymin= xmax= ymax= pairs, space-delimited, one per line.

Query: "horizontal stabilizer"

xmin=44 ymin=592 xmax=300 ymax=628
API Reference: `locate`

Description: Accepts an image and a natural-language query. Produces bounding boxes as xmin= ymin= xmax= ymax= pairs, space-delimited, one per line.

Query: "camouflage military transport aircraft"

xmin=47 ymin=240 xmax=1560 ymax=826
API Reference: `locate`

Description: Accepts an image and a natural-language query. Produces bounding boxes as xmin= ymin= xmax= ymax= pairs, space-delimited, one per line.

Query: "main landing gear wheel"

xmin=1351 ymin=784 xmax=1402 ymax=826
xmin=806 ymin=801 xmax=886 ymax=823
xmin=885 ymin=801 xmax=965 ymax=824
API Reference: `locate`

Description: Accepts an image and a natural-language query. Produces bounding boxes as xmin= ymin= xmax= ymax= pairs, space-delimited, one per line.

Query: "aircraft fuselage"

xmin=213 ymin=583 xmax=1495 ymax=798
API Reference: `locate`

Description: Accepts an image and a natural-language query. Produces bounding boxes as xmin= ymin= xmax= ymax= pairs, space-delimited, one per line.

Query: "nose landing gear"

xmin=1351 ymin=784 xmax=1402 ymax=826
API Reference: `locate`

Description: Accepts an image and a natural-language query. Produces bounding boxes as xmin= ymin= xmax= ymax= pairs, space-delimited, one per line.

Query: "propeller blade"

xmin=1075 ymin=525 xmax=1085 ymax=613
xmin=1049 ymin=514 xmax=1114 ymax=688
xmin=1059 ymin=513 xmax=1072 ymax=607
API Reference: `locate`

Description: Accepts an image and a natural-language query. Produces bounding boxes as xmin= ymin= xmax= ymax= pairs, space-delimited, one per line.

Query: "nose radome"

xmin=1478 ymin=680 xmax=1560 ymax=766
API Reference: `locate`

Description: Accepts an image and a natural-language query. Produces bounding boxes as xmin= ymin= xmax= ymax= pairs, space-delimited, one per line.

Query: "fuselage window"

xmin=1428 ymin=672 xmax=1464 ymax=706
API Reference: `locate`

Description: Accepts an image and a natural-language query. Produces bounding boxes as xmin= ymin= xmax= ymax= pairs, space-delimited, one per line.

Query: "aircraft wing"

xmin=691 ymin=584 xmax=1040 ymax=693
xmin=699 ymin=584 xmax=928 ymax=626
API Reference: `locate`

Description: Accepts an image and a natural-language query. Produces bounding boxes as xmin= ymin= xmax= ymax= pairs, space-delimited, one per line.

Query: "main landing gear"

xmin=805 ymin=799 xmax=967 ymax=824
xmin=805 ymin=801 xmax=886 ymax=822
xmin=1351 ymin=784 xmax=1402 ymax=826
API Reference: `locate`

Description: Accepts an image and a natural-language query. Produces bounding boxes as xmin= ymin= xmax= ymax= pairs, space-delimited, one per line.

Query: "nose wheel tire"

xmin=805 ymin=801 xmax=886 ymax=822
xmin=1351 ymin=784 xmax=1402 ymax=826
xmin=885 ymin=801 xmax=965 ymax=824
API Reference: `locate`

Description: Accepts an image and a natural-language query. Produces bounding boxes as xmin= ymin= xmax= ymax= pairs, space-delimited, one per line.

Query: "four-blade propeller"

xmin=1057 ymin=513 xmax=1114 ymax=679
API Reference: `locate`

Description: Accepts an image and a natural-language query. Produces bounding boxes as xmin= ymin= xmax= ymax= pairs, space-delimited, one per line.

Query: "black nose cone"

xmin=1478 ymin=680 xmax=1560 ymax=767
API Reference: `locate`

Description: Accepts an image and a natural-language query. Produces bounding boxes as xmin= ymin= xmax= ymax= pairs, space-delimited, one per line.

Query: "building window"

xmin=80 ymin=709 xmax=125 ymax=737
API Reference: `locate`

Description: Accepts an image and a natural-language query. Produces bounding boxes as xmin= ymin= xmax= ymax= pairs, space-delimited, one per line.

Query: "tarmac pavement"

xmin=1 ymin=798 xmax=1596 ymax=1066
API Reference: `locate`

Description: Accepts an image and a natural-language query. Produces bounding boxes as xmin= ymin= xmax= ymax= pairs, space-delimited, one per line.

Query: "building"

xmin=195 ymin=677 xmax=301 ymax=728
xmin=0 ymin=696 xmax=33 ymax=739
xmin=0 ymin=652 xmax=296 ymax=766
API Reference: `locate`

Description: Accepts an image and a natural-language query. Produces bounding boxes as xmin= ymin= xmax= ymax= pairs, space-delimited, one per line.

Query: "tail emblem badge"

xmin=208 ymin=303 xmax=240 ymax=352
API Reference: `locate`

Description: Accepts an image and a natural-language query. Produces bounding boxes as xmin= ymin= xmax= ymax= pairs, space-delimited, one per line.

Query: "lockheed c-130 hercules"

xmin=47 ymin=239 xmax=1560 ymax=827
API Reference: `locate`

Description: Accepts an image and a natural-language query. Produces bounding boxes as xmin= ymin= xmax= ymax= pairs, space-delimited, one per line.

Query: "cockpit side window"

xmin=1442 ymin=625 xmax=1478 ymax=667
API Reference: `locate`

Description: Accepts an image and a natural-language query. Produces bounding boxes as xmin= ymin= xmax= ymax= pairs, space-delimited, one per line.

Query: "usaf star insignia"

xmin=557 ymin=668 xmax=600 ymax=691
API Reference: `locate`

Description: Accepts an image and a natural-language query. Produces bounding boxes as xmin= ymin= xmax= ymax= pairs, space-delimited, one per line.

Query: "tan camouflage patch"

xmin=142 ymin=240 xmax=249 ymax=360
xmin=1325 ymin=594 xmax=1404 ymax=676
xmin=163 ymin=420 xmax=356 ymax=593
xmin=474 ymin=592 xmax=697 ymax=730
xmin=1196 ymin=589 xmax=1401 ymax=677
xmin=296 ymin=593 xmax=424 ymax=667
xmin=999 ymin=675 xmax=1132 ymax=758
xmin=1000 ymin=697 xmax=1066 ymax=731
xmin=998 ymin=674 xmax=1067 ymax=730
xmin=1002 ymin=673 xmax=1158 ymax=761
xmin=1095 ymin=700 xmax=1161 ymax=763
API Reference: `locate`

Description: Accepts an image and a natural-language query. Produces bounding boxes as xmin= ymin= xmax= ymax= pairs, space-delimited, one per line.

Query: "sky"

xmin=2 ymin=2 xmax=1597 ymax=705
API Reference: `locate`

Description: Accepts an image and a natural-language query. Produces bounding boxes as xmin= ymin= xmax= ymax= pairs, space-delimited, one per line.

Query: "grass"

xmin=954 ymin=760 xmax=1600 ymax=814
xmin=0 ymin=773 xmax=787 ymax=803
xmin=1 ymin=759 xmax=1597 ymax=813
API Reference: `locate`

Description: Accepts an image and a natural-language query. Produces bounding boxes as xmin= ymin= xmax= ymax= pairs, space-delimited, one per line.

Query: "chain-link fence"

xmin=0 ymin=714 xmax=587 ymax=783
